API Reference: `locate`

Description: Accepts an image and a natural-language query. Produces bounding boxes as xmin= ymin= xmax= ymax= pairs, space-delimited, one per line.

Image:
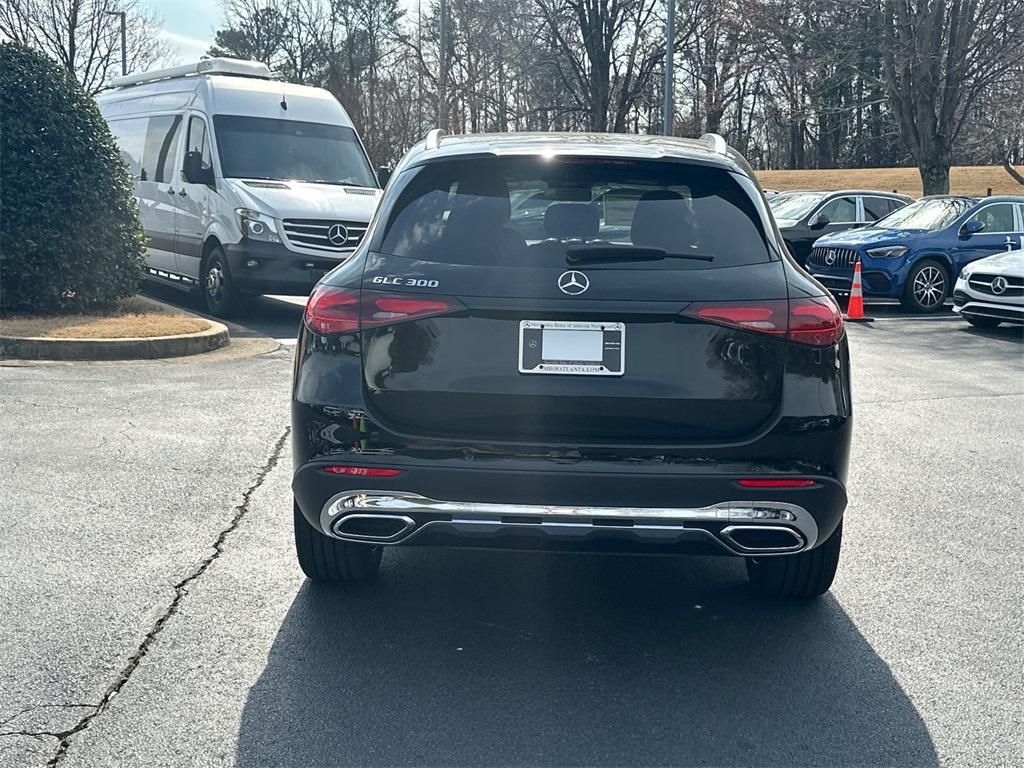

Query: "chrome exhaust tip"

xmin=330 ymin=513 xmax=416 ymax=543
xmin=720 ymin=525 xmax=806 ymax=554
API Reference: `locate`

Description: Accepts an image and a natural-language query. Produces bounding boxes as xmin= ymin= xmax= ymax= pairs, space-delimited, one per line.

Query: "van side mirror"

xmin=376 ymin=166 xmax=392 ymax=188
xmin=809 ymin=213 xmax=830 ymax=230
xmin=961 ymin=218 xmax=984 ymax=236
xmin=183 ymin=151 xmax=214 ymax=186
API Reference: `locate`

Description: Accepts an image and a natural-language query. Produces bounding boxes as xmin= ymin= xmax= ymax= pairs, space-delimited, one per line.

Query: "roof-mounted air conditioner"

xmin=107 ymin=58 xmax=273 ymax=89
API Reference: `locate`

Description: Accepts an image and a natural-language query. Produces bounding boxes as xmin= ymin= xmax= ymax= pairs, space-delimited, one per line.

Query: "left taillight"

xmin=305 ymin=287 xmax=463 ymax=335
xmin=680 ymin=297 xmax=843 ymax=347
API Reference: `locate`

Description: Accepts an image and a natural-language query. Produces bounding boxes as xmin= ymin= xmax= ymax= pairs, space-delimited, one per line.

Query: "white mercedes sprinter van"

xmin=96 ymin=58 xmax=382 ymax=316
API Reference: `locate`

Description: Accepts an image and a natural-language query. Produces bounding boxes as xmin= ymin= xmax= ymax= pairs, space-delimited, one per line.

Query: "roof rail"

xmin=108 ymin=58 xmax=273 ymax=89
xmin=700 ymin=132 xmax=728 ymax=155
xmin=425 ymin=128 xmax=446 ymax=150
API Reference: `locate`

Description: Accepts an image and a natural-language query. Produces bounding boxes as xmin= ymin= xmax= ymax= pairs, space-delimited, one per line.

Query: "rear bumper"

xmin=292 ymin=460 xmax=847 ymax=557
xmin=224 ymin=240 xmax=352 ymax=295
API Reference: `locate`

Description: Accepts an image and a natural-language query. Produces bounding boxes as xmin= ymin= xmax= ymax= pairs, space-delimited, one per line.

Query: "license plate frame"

xmin=518 ymin=320 xmax=625 ymax=376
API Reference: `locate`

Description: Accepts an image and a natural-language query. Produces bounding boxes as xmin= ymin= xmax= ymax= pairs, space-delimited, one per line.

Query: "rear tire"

xmin=965 ymin=315 xmax=1001 ymax=328
xmin=746 ymin=521 xmax=842 ymax=599
xmin=294 ymin=501 xmax=383 ymax=583
xmin=900 ymin=259 xmax=949 ymax=313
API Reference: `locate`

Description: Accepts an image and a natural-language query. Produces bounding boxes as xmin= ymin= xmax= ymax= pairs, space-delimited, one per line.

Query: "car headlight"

xmin=865 ymin=246 xmax=908 ymax=259
xmin=236 ymin=208 xmax=280 ymax=243
xmin=958 ymin=269 xmax=971 ymax=282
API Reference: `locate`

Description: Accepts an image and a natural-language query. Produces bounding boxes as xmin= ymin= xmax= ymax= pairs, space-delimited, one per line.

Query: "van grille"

xmin=282 ymin=219 xmax=368 ymax=251
xmin=808 ymin=247 xmax=859 ymax=269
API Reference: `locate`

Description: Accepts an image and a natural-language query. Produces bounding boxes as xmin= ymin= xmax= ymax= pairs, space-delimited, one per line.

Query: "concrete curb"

xmin=0 ymin=321 xmax=230 ymax=361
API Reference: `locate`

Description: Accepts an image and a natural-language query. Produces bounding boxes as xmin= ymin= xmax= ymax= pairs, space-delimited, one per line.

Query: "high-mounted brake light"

xmin=681 ymin=297 xmax=843 ymax=346
xmin=305 ymin=288 xmax=463 ymax=335
xmin=322 ymin=466 xmax=402 ymax=477
xmin=737 ymin=478 xmax=816 ymax=488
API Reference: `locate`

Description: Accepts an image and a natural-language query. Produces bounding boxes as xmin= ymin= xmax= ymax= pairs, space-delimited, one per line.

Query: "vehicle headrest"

xmin=544 ymin=202 xmax=600 ymax=240
xmin=631 ymin=190 xmax=695 ymax=251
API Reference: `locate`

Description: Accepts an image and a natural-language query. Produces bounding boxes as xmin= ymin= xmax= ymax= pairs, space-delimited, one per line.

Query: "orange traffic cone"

xmin=844 ymin=259 xmax=873 ymax=323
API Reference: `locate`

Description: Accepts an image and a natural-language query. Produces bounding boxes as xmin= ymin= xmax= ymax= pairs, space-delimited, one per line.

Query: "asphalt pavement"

xmin=1 ymin=300 xmax=1022 ymax=768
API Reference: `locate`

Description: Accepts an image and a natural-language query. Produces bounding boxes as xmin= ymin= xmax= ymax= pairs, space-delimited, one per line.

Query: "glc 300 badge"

xmin=558 ymin=270 xmax=589 ymax=295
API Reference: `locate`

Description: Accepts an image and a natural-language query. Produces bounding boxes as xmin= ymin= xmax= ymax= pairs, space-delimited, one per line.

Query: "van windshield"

xmin=212 ymin=115 xmax=376 ymax=187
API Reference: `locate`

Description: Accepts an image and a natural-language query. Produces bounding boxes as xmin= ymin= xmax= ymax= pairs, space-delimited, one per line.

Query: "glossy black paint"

xmin=292 ymin=142 xmax=853 ymax=554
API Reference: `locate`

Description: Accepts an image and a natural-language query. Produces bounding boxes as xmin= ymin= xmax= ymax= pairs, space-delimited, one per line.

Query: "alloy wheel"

xmin=912 ymin=265 xmax=945 ymax=308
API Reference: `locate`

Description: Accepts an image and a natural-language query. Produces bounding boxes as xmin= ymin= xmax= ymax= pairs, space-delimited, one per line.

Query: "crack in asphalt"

xmin=41 ymin=427 xmax=290 ymax=767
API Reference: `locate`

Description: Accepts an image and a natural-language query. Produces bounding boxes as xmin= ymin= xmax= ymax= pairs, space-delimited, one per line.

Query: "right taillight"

xmin=305 ymin=286 xmax=464 ymax=335
xmin=787 ymin=297 xmax=844 ymax=346
xmin=681 ymin=297 xmax=843 ymax=347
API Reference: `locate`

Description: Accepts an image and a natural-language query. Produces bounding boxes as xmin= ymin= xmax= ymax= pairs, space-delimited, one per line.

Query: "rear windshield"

xmin=377 ymin=157 xmax=771 ymax=269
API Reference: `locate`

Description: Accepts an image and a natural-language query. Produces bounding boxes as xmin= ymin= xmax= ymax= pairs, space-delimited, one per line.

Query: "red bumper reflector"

xmin=323 ymin=466 xmax=401 ymax=477
xmin=737 ymin=478 xmax=816 ymax=488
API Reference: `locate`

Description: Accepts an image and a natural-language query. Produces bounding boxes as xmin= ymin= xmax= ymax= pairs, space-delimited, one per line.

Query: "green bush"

xmin=1 ymin=42 xmax=145 ymax=314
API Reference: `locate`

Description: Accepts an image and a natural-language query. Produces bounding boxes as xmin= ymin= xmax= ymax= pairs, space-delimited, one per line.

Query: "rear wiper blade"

xmin=565 ymin=244 xmax=715 ymax=264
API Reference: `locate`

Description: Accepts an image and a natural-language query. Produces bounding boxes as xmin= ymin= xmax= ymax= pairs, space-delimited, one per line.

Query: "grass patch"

xmin=0 ymin=296 xmax=209 ymax=339
xmin=757 ymin=165 xmax=1024 ymax=197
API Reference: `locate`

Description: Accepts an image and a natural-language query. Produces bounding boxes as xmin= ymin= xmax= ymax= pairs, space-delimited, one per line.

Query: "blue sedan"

xmin=808 ymin=195 xmax=1024 ymax=311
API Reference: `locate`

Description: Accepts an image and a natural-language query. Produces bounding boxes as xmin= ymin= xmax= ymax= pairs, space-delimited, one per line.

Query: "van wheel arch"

xmin=198 ymin=236 xmax=224 ymax=287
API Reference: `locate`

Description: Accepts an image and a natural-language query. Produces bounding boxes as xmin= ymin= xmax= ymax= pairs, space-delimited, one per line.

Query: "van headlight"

xmin=237 ymin=209 xmax=280 ymax=243
xmin=865 ymin=246 xmax=908 ymax=259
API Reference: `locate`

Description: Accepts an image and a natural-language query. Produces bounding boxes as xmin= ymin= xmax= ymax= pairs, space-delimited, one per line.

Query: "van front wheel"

xmin=203 ymin=247 xmax=243 ymax=317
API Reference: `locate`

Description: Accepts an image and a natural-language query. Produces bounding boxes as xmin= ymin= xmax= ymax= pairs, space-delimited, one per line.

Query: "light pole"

xmin=438 ymin=0 xmax=448 ymax=131
xmin=663 ymin=0 xmax=675 ymax=136
xmin=106 ymin=10 xmax=127 ymax=77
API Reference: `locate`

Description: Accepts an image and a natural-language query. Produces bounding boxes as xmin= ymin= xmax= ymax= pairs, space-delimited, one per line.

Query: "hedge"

xmin=1 ymin=42 xmax=145 ymax=314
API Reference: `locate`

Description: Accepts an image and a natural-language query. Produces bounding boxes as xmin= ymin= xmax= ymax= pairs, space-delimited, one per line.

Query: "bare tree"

xmin=880 ymin=0 xmax=1024 ymax=194
xmin=0 ymin=0 xmax=169 ymax=94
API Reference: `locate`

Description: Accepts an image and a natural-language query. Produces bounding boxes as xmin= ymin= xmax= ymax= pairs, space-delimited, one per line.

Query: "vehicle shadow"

xmin=235 ymin=549 xmax=937 ymax=767
xmin=139 ymin=282 xmax=305 ymax=340
xmin=960 ymin=324 xmax=1024 ymax=344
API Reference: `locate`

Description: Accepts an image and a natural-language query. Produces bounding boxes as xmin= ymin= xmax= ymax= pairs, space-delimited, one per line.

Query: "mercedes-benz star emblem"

xmin=327 ymin=223 xmax=349 ymax=247
xmin=991 ymin=275 xmax=1008 ymax=295
xmin=825 ymin=249 xmax=838 ymax=266
xmin=558 ymin=270 xmax=589 ymax=295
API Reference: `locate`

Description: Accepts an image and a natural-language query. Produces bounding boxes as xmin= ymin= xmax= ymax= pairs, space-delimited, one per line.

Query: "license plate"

xmin=518 ymin=320 xmax=625 ymax=376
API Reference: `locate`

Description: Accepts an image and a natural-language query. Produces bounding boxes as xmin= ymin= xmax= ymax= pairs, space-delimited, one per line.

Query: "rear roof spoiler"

xmin=107 ymin=58 xmax=273 ymax=89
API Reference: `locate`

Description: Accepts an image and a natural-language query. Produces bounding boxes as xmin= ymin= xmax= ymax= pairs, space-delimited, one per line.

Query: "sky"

xmin=141 ymin=0 xmax=222 ymax=63
xmin=142 ymin=0 xmax=422 ymax=65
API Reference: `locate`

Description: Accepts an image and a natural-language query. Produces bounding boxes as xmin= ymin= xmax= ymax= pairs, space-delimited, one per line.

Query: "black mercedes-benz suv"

xmin=292 ymin=131 xmax=852 ymax=598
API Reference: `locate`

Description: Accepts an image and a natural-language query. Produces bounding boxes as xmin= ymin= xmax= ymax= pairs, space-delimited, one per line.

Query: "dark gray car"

xmin=770 ymin=189 xmax=913 ymax=266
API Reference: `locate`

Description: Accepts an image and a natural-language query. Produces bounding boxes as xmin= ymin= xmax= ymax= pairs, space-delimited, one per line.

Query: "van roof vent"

xmin=243 ymin=180 xmax=291 ymax=190
xmin=108 ymin=58 xmax=273 ymax=89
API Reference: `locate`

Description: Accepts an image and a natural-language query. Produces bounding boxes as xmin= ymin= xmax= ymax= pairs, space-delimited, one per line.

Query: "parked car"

xmin=953 ymin=249 xmax=1024 ymax=327
xmin=97 ymin=58 xmax=383 ymax=317
xmin=809 ymin=195 xmax=1024 ymax=312
xmin=291 ymin=130 xmax=852 ymax=599
xmin=769 ymin=189 xmax=913 ymax=266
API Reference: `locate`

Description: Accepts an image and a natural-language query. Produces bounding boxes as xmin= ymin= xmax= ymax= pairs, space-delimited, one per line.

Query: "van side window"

xmin=142 ymin=114 xmax=182 ymax=183
xmin=107 ymin=117 xmax=148 ymax=179
xmin=185 ymin=116 xmax=212 ymax=171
